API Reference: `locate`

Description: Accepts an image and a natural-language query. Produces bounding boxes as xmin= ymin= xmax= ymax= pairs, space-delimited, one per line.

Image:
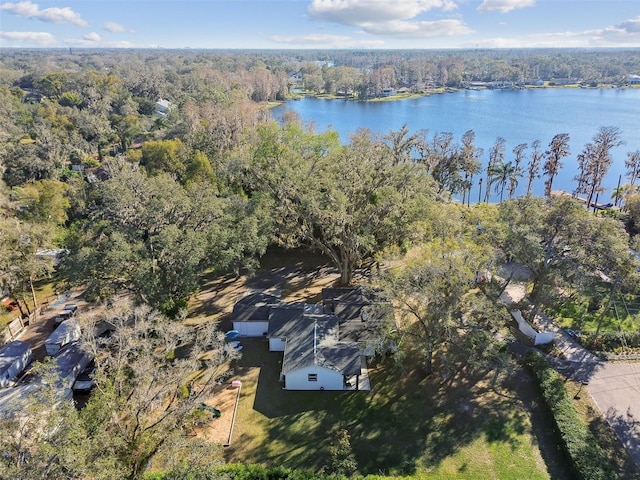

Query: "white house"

xmin=0 ymin=340 xmax=32 ymax=387
xmin=229 ymin=287 xmax=386 ymax=391
xmin=279 ymin=314 xmax=362 ymax=391
xmin=45 ymin=318 xmax=81 ymax=356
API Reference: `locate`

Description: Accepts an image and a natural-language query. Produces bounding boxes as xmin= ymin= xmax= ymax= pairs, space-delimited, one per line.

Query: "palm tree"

xmin=485 ymin=137 xmax=505 ymax=202
xmin=509 ymin=143 xmax=527 ymax=198
xmin=490 ymin=161 xmax=517 ymax=203
xmin=611 ymin=183 xmax=637 ymax=208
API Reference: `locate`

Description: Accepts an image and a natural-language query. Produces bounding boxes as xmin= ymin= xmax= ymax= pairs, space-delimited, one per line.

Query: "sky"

xmin=1 ymin=0 xmax=639 ymax=50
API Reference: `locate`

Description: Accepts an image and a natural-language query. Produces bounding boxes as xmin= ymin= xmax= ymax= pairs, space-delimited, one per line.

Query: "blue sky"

xmin=1 ymin=0 xmax=639 ymax=49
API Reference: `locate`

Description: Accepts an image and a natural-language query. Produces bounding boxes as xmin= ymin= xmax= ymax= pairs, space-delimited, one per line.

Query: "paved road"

xmin=588 ymin=362 xmax=640 ymax=469
xmin=500 ymin=269 xmax=640 ymax=471
xmin=534 ymin=310 xmax=640 ymax=470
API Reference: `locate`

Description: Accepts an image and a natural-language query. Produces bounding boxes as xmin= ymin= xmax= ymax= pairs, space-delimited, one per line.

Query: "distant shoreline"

xmin=286 ymin=83 xmax=640 ymax=104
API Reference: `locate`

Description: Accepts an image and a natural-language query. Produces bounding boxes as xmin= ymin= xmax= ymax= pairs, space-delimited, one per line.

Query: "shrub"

xmin=582 ymin=331 xmax=640 ymax=352
xmin=145 ymin=464 xmax=341 ymax=480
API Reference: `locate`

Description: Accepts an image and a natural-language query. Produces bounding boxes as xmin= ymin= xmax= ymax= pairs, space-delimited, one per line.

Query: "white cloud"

xmin=0 ymin=30 xmax=55 ymax=45
xmin=361 ymin=19 xmax=472 ymax=37
xmin=83 ymin=32 xmax=101 ymax=42
xmin=477 ymin=0 xmax=535 ymax=13
xmin=307 ymin=0 xmax=469 ymax=38
xmin=532 ymin=16 xmax=640 ymax=47
xmin=103 ymin=21 xmax=133 ymax=33
xmin=0 ymin=1 xmax=87 ymax=26
xmin=64 ymin=36 xmax=134 ymax=48
xmin=617 ymin=16 xmax=640 ymax=34
xmin=270 ymin=33 xmax=384 ymax=47
xmin=468 ymin=16 xmax=640 ymax=49
xmin=308 ymin=0 xmax=457 ymax=25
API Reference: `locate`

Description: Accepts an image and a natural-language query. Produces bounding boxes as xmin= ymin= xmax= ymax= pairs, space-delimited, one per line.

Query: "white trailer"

xmin=45 ymin=318 xmax=81 ymax=356
xmin=0 ymin=340 xmax=32 ymax=387
xmin=52 ymin=343 xmax=93 ymax=390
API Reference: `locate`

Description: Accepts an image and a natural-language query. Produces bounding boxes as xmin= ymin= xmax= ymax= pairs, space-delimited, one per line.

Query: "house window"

xmin=308 ymin=373 xmax=318 ymax=382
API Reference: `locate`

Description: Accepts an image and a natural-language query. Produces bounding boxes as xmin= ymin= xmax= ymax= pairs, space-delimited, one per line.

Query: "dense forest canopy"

xmin=0 ymin=48 xmax=639 ymax=299
xmin=1 ymin=48 xmax=640 ymax=478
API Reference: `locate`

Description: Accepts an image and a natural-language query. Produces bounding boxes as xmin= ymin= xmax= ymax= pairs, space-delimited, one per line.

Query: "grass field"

xmin=552 ymin=283 xmax=640 ymax=334
xmin=224 ymin=338 xmax=567 ymax=479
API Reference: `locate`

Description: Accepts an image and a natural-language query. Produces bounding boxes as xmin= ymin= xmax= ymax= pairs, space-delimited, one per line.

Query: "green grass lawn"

xmin=552 ymin=284 xmax=640 ymax=334
xmin=224 ymin=339 xmax=562 ymax=479
xmin=0 ymin=279 xmax=57 ymax=327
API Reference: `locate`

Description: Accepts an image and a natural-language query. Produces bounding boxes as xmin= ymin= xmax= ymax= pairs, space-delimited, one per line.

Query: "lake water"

xmin=272 ymin=88 xmax=640 ymax=201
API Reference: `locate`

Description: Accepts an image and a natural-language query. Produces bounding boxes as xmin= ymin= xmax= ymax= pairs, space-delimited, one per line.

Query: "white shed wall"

xmin=269 ymin=337 xmax=286 ymax=352
xmin=284 ymin=365 xmax=343 ymax=391
xmin=232 ymin=321 xmax=269 ymax=337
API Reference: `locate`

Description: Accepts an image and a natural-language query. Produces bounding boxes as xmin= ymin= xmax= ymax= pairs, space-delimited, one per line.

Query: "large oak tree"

xmin=62 ymin=159 xmax=271 ymax=310
xmin=498 ymin=195 xmax=638 ymax=323
xmin=249 ymin=121 xmax=436 ymax=285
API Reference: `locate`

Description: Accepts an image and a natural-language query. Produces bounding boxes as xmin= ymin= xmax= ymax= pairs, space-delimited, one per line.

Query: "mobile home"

xmin=45 ymin=319 xmax=81 ymax=356
xmin=0 ymin=340 xmax=32 ymax=387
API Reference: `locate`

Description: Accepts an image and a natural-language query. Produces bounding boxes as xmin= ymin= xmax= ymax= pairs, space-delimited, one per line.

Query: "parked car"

xmin=54 ymin=305 xmax=77 ymax=325
xmin=63 ymin=303 xmax=78 ymax=314
xmin=564 ymin=328 xmax=580 ymax=340
xmin=225 ymin=330 xmax=240 ymax=341
xmin=1 ymin=297 xmax=19 ymax=312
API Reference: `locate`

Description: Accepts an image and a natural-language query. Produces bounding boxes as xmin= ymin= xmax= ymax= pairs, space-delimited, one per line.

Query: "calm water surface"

xmin=272 ymin=88 xmax=640 ymax=200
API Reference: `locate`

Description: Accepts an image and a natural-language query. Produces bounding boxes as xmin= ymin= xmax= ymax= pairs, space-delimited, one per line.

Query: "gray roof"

xmin=0 ymin=340 xmax=31 ymax=374
xmin=321 ymin=286 xmax=392 ymax=343
xmin=281 ymin=314 xmax=361 ymax=376
xmin=267 ymin=306 xmax=305 ymax=338
xmin=232 ymin=292 xmax=282 ymax=322
xmin=335 ymin=302 xmax=390 ymax=343
xmin=322 ymin=287 xmax=371 ymax=304
xmin=51 ymin=343 xmax=93 ymax=389
xmin=232 ymin=303 xmax=273 ymax=322
xmin=267 ymin=303 xmax=323 ymax=337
